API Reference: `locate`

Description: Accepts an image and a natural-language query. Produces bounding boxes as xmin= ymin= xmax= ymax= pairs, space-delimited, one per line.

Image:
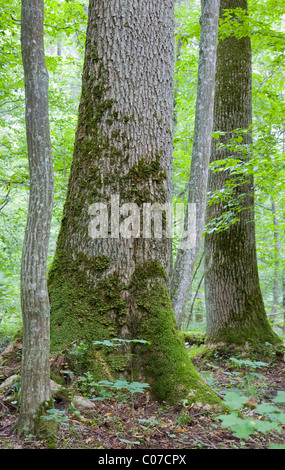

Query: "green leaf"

xmin=93 ymin=340 xmax=115 ymax=347
xmin=255 ymin=403 xmax=281 ymax=415
xmin=223 ymin=392 xmax=248 ymax=410
xmin=119 ymin=439 xmax=140 ymax=445
xmin=268 ymin=444 xmax=285 ymax=449
xmin=272 ymin=391 xmax=285 ymax=404
xmin=218 ymin=412 xmax=256 ymax=439
xmin=253 ymin=420 xmax=281 ymax=434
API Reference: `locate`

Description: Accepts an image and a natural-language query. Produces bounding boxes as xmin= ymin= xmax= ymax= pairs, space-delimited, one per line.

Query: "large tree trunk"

xmin=48 ymin=0 xmax=219 ymax=405
xmin=204 ymin=0 xmax=279 ymax=347
xmin=171 ymin=0 xmax=220 ymax=328
xmin=17 ymin=0 xmax=54 ymax=435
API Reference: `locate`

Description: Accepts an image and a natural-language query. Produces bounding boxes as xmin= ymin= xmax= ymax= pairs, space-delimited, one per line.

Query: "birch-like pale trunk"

xmin=204 ymin=0 xmax=279 ymax=346
xmin=171 ymin=0 xmax=220 ymax=328
xmin=17 ymin=0 xmax=54 ymax=435
xmin=48 ymin=0 xmax=219 ymax=405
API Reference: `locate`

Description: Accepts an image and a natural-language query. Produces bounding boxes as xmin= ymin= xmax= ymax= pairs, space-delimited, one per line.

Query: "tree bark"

xmin=171 ymin=0 xmax=220 ymax=328
xmin=48 ymin=0 xmax=219 ymax=405
xmin=204 ymin=0 xmax=280 ymax=346
xmin=17 ymin=0 xmax=54 ymax=435
xmin=282 ymin=277 xmax=285 ymax=334
xmin=270 ymin=199 xmax=279 ymax=318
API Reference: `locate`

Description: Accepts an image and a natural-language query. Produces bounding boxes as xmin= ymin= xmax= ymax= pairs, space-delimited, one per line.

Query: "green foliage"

xmin=217 ymin=390 xmax=285 ymax=440
xmin=72 ymin=338 xmax=150 ymax=402
xmin=41 ymin=408 xmax=69 ymax=426
xmin=77 ymin=371 xmax=99 ymax=398
xmin=215 ymin=350 xmax=285 ymax=439
xmin=96 ymin=379 xmax=149 ymax=396
xmin=229 ymin=357 xmax=269 ymax=369
xmin=272 ymin=391 xmax=285 ymax=404
xmin=119 ymin=438 xmax=140 ymax=446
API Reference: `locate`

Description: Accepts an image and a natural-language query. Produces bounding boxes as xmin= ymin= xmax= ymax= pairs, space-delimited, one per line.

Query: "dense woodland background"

xmin=0 ymin=0 xmax=285 ymax=450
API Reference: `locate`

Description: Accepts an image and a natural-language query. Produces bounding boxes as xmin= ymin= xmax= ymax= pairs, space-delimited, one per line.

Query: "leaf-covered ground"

xmin=0 ymin=339 xmax=284 ymax=450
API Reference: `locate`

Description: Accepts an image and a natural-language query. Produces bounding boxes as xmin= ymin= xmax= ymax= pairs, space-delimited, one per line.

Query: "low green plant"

xmin=119 ymin=438 xmax=140 ymax=446
xmin=92 ymin=338 xmax=151 ymax=405
xmin=216 ymin=390 xmax=285 ymax=442
xmin=138 ymin=418 xmax=162 ymax=427
xmin=229 ymin=357 xmax=269 ymax=398
xmin=77 ymin=371 xmax=99 ymax=398
xmin=42 ymin=408 xmax=69 ymax=427
xmin=229 ymin=357 xmax=269 ymax=369
xmin=96 ymin=378 xmax=149 ymax=396
xmin=188 ymin=344 xmax=207 ymax=358
xmin=74 ymin=338 xmax=151 ymax=402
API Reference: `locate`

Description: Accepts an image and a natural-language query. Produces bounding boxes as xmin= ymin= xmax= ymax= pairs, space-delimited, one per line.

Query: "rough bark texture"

xmin=48 ymin=0 xmax=219 ymax=405
xmin=171 ymin=0 xmax=220 ymax=328
xmin=204 ymin=0 xmax=280 ymax=346
xmin=18 ymin=0 xmax=54 ymax=435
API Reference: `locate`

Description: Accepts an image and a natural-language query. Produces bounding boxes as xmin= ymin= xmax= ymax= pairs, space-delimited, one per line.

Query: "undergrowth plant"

xmin=91 ymin=339 xmax=150 ymax=414
xmin=216 ymin=390 xmax=285 ymax=445
xmin=228 ymin=357 xmax=269 ymax=398
xmin=72 ymin=339 xmax=151 ymax=414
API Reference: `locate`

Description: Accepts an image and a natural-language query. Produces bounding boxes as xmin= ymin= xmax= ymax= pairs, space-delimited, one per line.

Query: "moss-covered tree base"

xmin=129 ymin=262 xmax=220 ymax=405
xmin=48 ymin=249 xmax=130 ymax=381
xmin=206 ymin=320 xmax=282 ymax=349
xmin=48 ymin=257 xmax=221 ymax=406
xmin=17 ymin=397 xmax=55 ymax=438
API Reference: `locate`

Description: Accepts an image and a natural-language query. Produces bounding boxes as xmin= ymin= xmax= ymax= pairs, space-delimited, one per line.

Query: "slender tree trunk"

xmin=204 ymin=0 xmax=279 ymax=346
xmin=48 ymin=0 xmax=219 ymax=405
xmin=186 ymin=273 xmax=205 ymax=328
xmin=282 ymin=277 xmax=285 ymax=334
xmin=17 ymin=0 xmax=54 ymax=435
xmin=171 ymin=0 xmax=220 ymax=328
xmin=270 ymin=199 xmax=279 ymax=319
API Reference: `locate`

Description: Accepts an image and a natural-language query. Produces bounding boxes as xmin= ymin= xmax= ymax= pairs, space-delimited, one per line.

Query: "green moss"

xmin=120 ymin=155 xmax=167 ymax=205
xmin=50 ymin=370 xmax=65 ymax=387
xmin=129 ymin=262 xmax=221 ymax=405
xmin=125 ymin=155 xmax=166 ymax=182
xmin=49 ymin=250 xmax=220 ymax=405
xmin=12 ymin=328 xmax=23 ymax=343
xmin=111 ymin=129 xmax=121 ymax=139
xmin=206 ymin=321 xmax=281 ymax=347
xmin=179 ymin=330 xmax=206 ymax=346
xmin=53 ymin=386 xmax=72 ymax=404
xmin=197 ymin=341 xmax=284 ymax=364
xmin=48 ymin=38 xmax=219 ymax=406
xmin=91 ymin=51 xmax=100 ymax=62
xmin=33 ymin=397 xmax=56 ymax=438
xmin=93 ymin=255 xmax=110 ymax=271
xmin=48 ymin=248 xmax=128 ymax=381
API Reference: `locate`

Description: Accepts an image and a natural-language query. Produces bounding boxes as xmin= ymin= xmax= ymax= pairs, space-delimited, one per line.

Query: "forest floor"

xmin=0 ymin=336 xmax=284 ymax=451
